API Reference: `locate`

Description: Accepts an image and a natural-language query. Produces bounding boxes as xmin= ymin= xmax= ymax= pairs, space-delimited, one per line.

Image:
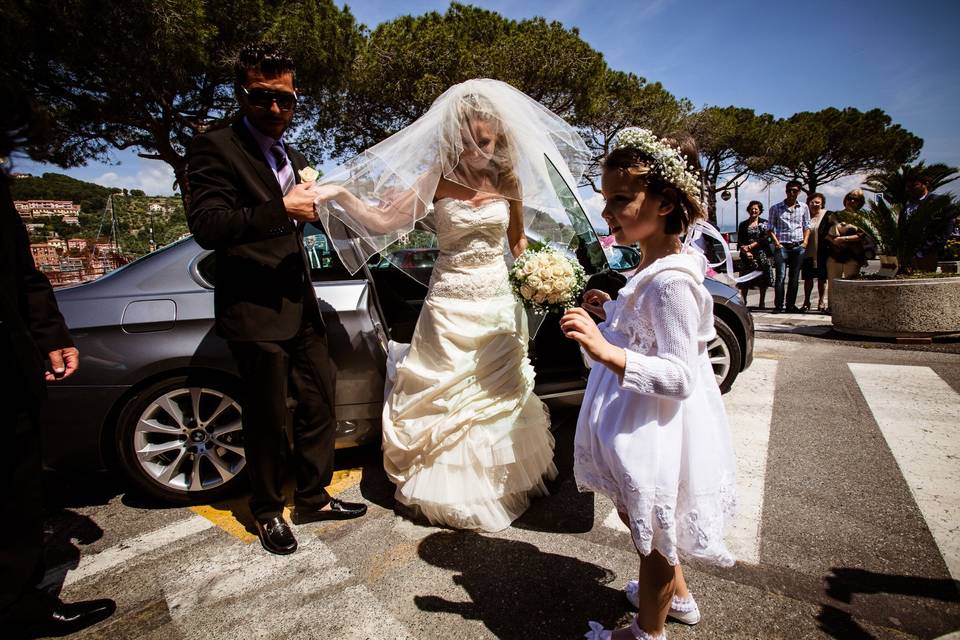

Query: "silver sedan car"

xmin=43 ymin=208 xmax=753 ymax=504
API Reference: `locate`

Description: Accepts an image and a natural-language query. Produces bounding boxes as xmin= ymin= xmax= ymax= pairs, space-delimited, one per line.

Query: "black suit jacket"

xmin=186 ymin=119 xmax=323 ymax=342
xmin=1 ymin=177 xmax=74 ymax=411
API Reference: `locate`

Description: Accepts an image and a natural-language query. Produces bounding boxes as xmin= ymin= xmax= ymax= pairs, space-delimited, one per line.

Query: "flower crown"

xmin=609 ymin=127 xmax=702 ymax=208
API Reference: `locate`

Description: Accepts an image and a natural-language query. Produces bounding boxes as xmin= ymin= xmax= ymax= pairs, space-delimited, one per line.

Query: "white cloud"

xmin=93 ymin=164 xmax=178 ymax=196
xmin=579 ymin=188 xmax=607 ymax=233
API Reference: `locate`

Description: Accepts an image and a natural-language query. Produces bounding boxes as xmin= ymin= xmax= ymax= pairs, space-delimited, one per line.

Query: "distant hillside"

xmin=10 ymin=172 xmax=118 ymax=213
xmin=13 ymin=173 xmax=188 ymax=257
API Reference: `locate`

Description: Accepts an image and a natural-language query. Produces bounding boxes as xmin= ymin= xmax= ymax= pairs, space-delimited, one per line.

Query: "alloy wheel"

xmin=133 ymin=386 xmax=244 ymax=493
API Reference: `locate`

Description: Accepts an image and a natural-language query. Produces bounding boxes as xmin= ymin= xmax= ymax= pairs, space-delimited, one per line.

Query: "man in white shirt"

xmin=767 ymin=180 xmax=810 ymax=313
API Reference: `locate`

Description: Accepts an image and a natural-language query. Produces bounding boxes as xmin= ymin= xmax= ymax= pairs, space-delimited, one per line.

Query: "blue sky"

xmin=15 ymin=0 xmax=960 ymax=229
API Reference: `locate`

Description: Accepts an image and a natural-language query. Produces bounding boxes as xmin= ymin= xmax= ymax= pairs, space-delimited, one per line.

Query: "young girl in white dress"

xmin=560 ymin=128 xmax=737 ymax=640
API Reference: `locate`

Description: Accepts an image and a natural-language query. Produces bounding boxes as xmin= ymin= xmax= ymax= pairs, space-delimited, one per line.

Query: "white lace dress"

xmin=381 ymin=197 xmax=557 ymax=531
xmin=574 ymin=249 xmax=737 ymax=567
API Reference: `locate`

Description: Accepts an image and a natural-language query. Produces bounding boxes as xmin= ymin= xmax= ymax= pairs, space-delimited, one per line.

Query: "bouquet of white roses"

xmin=509 ymin=245 xmax=586 ymax=315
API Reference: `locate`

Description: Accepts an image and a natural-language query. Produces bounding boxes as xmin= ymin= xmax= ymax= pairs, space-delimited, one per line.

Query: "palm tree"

xmin=842 ymin=194 xmax=958 ymax=271
xmin=864 ymin=162 xmax=959 ymax=205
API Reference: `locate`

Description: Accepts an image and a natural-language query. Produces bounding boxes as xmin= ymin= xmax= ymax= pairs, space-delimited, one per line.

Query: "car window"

xmin=527 ymin=155 xmax=608 ymax=275
xmin=302 ymin=223 xmax=363 ymax=281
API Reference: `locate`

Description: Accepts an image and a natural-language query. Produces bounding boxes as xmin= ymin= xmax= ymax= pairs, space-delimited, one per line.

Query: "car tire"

xmin=116 ymin=375 xmax=246 ymax=504
xmin=709 ymin=317 xmax=741 ymax=394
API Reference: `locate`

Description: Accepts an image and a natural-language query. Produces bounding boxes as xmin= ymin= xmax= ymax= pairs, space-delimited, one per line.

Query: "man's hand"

xmin=283 ymin=183 xmax=319 ymax=223
xmin=46 ymin=347 xmax=79 ymax=382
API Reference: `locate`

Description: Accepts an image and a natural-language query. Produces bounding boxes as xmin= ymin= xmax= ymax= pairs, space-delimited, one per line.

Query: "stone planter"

xmin=831 ymin=276 xmax=960 ymax=338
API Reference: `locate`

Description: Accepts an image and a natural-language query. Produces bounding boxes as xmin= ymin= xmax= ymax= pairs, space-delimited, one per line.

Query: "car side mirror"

xmin=608 ymin=245 xmax=641 ymax=272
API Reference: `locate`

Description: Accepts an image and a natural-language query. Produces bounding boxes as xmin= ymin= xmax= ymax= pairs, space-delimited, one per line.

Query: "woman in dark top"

xmin=737 ymin=200 xmax=777 ymax=308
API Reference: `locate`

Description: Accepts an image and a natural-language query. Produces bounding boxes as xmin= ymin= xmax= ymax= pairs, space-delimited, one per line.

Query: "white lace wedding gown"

xmin=381 ymin=197 xmax=558 ymax=531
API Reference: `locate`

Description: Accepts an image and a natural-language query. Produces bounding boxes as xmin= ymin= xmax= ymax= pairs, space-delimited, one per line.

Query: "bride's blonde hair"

xmin=445 ymin=92 xmax=519 ymax=198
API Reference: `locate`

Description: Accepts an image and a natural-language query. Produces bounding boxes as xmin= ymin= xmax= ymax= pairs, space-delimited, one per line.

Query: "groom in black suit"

xmin=186 ymin=44 xmax=365 ymax=555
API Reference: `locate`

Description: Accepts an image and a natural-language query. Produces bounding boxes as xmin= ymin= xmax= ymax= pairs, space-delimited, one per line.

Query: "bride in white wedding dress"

xmin=311 ymin=79 xmax=591 ymax=530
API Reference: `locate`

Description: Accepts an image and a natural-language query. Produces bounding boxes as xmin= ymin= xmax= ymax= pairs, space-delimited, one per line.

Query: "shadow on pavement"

xmin=818 ymin=567 xmax=960 ymax=639
xmin=513 ymin=411 xmax=594 ymax=534
xmin=38 ymin=506 xmax=106 ymax=598
xmin=415 ymin=531 xmax=621 ymax=639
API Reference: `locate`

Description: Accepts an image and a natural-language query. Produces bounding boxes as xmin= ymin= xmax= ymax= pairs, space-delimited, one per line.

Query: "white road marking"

xmin=162 ymin=531 xmax=415 ymax=638
xmin=61 ymin=516 xmax=214 ymax=587
xmin=723 ymin=357 xmax=778 ymax=565
xmin=603 ymin=507 xmax=629 ymax=533
xmin=849 ymin=362 xmax=960 ymax=579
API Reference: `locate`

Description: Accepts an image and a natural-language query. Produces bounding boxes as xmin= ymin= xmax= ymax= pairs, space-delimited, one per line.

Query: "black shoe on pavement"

xmin=771 ymin=307 xmax=782 ymax=314
xmin=20 ymin=598 xmax=116 ymax=638
xmin=293 ymin=498 xmax=367 ymax=524
xmin=255 ymin=515 xmax=297 ymax=555
xmin=786 ymin=306 xmax=800 ymax=313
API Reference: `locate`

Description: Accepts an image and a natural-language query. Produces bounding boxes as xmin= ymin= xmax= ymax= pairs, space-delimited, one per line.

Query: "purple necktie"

xmin=270 ymin=143 xmax=295 ymax=195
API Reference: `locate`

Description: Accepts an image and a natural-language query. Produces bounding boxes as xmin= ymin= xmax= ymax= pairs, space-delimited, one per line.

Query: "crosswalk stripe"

xmin=161 ymin=528 xmax=415 ymax=638
xmin=62 ymin=516 xmax=214 ymax=587
xmin=723 ymin=357 xmax=778 ymax=565
xmin=849 ymin=362 xmax=960 ymax=580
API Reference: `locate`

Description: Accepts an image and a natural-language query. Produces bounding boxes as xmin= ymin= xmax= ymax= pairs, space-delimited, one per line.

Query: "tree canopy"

xmin=688 ymin=106 xmax=775 ymax=223
xmin=309 ymin=3 xmax=607 ymax=160
xmin=760 ymin=107 xmax=922 ymax=195
xmin=5 ymin=0 xmax=361 ymax=197
xmin=576 ymin=69 xmax=691 ymax=192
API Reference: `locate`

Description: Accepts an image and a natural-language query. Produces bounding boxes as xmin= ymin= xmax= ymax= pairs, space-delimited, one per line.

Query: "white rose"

xmin=533 ymin=292 xmax=547 ymax=304
xmin=546 ymin=292 xmax=560 ymax=304
xmin=520 ymin=284 xmax=535 ymax=299
xmin=298 ymin=166 xmax=320 ymax=183
xmin=527 ymin=275 xmax=542 ymax=288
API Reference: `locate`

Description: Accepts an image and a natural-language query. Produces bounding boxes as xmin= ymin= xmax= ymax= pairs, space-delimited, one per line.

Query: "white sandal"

xmin=624 ymin=580 xmax=701 ymax=625
xmin=584 ymin=618 xmax=665 ymax=640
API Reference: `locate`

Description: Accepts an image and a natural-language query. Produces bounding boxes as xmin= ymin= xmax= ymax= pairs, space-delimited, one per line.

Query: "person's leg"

xmin=227 ymin=340 xmax=291 ymax=521
xmin=288 ymin=323 xmax=337 ymax=510
xmin=0 ymin=408 xmax=46 ymax=625
xmin=843 ymin=260 xmax=861 ymax=280
xmin=758 ymin=287 xmax=767 ymax=309
xmin=633 ymin=551 xmax=675 ymax=637
xmin=817 ymin=275 xmax=827 ymax=311
xmin=738 ymin=286 xmax=748 ymax=305
xmin=825 ymin=257 xmax=842 ymax=311
xmin=785 ymin=246 xmax=803 ymax=310
xmin=802 ymin=258 xmax=814 ymax=308
xmin=773 ymin=247 xmax=786 ymax=311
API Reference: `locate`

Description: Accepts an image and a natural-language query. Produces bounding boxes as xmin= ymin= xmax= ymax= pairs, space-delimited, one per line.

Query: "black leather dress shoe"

xmin=20 ymin=598 xmax=116 ymax=638
xmin=255 ymin=515 xmax=297 ymax=555
xmin=292 ymin=498 xmax=367 ymax=524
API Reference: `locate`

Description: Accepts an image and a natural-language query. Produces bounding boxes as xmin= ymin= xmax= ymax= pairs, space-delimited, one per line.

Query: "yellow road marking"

xmin=190 ymin=467 xmax=364 ymax=543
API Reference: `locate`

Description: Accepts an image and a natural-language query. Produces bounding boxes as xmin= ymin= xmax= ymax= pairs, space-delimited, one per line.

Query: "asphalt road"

xmin=34 ymin=326 xmax=960 ymax=640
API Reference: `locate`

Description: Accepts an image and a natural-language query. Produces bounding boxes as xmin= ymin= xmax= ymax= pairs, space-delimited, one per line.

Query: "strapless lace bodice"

xmin=428 ymin=197 xmax=511 ymax=300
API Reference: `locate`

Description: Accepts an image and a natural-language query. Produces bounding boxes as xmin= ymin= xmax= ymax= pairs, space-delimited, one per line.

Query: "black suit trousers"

xmin=0 ymin=404 xmax=46 ymax=621
xmin=228 ymin=321 xmax=336 ymax=520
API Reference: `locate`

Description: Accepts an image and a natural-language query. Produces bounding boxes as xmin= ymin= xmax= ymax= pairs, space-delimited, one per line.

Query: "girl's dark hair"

xmin=603 ymin=132 xmax=705 ymax=235
xmin=747 ymin=200 xmax=764 ymax=213
xmin=233 ymin=43 xmax=296 ymax=86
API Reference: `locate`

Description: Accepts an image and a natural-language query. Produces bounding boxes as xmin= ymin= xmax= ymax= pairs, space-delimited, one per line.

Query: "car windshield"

xmin=524 ymin=155 xmax=609 ymax=276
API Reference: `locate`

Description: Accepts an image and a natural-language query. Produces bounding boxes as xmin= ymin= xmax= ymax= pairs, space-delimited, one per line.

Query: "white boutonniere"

xmin=298 ymin=166 xmax=320 ymax=183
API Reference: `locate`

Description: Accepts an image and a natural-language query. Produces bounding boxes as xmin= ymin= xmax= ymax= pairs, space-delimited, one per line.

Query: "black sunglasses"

xmin=242 ymin=86 xmax=297 ymax=111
